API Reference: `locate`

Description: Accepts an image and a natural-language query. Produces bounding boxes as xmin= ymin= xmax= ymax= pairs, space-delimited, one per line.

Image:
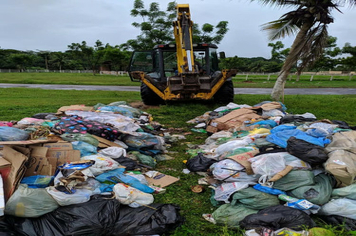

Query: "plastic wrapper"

xmin=72 ymin=141 xmax=97 ymax=157
xmin=214 ymin=182 xmax=249 ymax=203
xmin=289 ymin=173 xmax=334 ymax=205
xmin=211 ymin=203 xmax=258 ymax=228
xmin=0 ymin=126 xmax=29 ymax=141
xmin=122 ymin=132 xmax=163 ymax=149
xmin=231 ymin=187 xmax=280 ymax=210
xmin=286 ymin=136 xmax=328 ymax=166
xmin=5 ymin=185 xmax=59 ymax=217
xmin=239 ymin=205 xmax=315 ymax=231
xmin=82 ymin=154 xmax=120 ymax=176
xmin=113 ymin=183 xmax=154 ymax=207
xmin=319 ymin=198 xmax=356 ymax=220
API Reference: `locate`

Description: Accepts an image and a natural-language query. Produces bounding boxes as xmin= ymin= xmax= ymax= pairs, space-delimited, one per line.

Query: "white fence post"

xmin=330 ymin=76 xmax=333 ymax=81
xmin=310 ymin=75 xmax=313 ymax=81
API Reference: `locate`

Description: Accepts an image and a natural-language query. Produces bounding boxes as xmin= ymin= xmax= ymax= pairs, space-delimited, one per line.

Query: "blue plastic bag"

xmin=95 ymin=168 xmax=154 ymax=193
xmin=266 ymin=128 xmax=330 ymax=148
xmin=72 ymin=141 xmax=97 ymax=157
xmin=0 ymin=126 xmax=29 ymax=141
xmin=20 ymin=175 xmax=54 ymax=188
xmin=253 ymin=184 xmax=287 ymax=195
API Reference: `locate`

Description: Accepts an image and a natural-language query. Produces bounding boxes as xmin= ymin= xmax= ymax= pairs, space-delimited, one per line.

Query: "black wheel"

xmin=213 ymin=80 xmax=234 ymax=104
xmin=140 ymin=83 xmax=164 ymax=105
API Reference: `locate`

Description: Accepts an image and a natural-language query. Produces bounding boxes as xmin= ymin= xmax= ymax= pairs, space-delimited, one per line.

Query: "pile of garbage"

xmin=0 ymin=101 xmax=184 ymax=235
xmin=186 ymin=101 xmax=356 ymax=235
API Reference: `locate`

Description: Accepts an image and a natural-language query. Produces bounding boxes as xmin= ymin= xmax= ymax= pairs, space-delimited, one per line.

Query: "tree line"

xmin=0 ymin=0 xmax=355 ymax=78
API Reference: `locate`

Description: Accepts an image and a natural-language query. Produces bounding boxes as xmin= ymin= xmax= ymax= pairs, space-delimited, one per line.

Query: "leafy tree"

xmin=8 ymin=53 xmax=35 ymax=71
xmin=340 ymin=43 xmax=356 ymax=71
xmin=67 ymin=40 xmax=106 ymax=75
xmin=37 ymin=50 xmax=51 ymax=70
xmin=257 ymin=0 xmax=356 ymax=101
xmin=310 ymin=36 xmax=342 ymax=71
xmin=123 ymin=0 xmax=229 ymax=50
xmin=121 ymin=0 xmax=176 ymax=50
xmin=103 ymin=46 xmax=131 ymax=71
xmin=49 ymin=52 xmax=68 ymax=70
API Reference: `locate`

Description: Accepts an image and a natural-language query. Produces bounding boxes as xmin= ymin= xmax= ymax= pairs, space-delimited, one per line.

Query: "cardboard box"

xmin=1 ymin=146 xmax=28 ymax=201
xmin=145 ymin=171 xmax=179 ymax=188
xmin=92 ymin=135 xmax=124 ymax=148
xmin=43 ymin=142 xmax=80 ymax=175
xmin=25 ymin=146 xmax=52 ymax=176
xmin=206 ymin=108 xmax=261 ymax=133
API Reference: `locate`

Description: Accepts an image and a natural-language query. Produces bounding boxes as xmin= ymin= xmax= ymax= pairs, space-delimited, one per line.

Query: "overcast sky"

xmin=0 ymin=0 xmax=355 ymax=58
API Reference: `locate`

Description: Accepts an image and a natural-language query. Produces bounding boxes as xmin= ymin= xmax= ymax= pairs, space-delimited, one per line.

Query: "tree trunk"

xmin=271 ymin=21 xmax=313 ymax=101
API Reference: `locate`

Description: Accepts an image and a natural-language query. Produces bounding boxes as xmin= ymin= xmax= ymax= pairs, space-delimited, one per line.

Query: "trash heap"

xmin=186 ymin=101 xmax=356 ymax=235
xmin=0 ymin=101 xmax=184 ymax=235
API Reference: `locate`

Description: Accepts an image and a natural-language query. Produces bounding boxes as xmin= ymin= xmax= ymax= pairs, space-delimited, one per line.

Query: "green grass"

xmin=1 ymin=88 xmax=356 ymax=235
xmin=1 ymin=72 xmax=356 ymax=88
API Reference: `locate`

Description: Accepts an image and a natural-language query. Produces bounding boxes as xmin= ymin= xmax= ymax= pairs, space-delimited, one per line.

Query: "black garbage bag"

xmin=239 ymin=205 xmax=315 ymax=231
xmin=317 ymin=215 xmax=356 ymax=231
xmin=186 ymin=153 xmax=217 ymax=172
xmin=286 ymin=136 xmax=328 ymax=166
xmin=112 ymin=156 xmax=138 ymax=171
xmin=279 ymin=115 xmax=316 ymax=124
xmin=2 ymin=197 xmax=184 ymax=236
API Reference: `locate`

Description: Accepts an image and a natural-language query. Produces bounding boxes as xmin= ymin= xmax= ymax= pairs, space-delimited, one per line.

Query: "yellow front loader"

xmin=128 ymin=4 xmax=236 ymax=105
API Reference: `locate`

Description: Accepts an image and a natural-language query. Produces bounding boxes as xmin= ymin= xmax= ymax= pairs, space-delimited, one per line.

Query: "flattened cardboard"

xmin=92 ymin=135 xmax=124 ymax=148
xmin=0 ymin=140 xmax=53 ymax=145
xmin=56 ymin=105 xmax=93 ymax=115
xmin=43 ymin=142 xmax=73 ymax=150
xmin=2 ymin=146 xmax=28 ymax=201
xmin=145 ymin=172 xmax=179 ymax=188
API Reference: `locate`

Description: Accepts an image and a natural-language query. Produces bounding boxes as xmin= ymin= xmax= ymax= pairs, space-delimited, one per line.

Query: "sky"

xmin=0 ymin=0 xmax=355 ymax=59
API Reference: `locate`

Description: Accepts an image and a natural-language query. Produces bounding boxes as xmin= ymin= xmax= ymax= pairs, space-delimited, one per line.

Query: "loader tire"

xmin=141 ymin=83 xmax=164 ymax=105
xmin=214 ymin=80 xmax=234 ymax=104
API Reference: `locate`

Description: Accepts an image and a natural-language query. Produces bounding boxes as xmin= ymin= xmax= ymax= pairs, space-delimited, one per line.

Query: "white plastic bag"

xmin=113 ymin=183 xmax=154 ymax=208
xmin=214 ymin=182 xmax=249 ymax=203
xmin=213 ymin=137 xmax=253 ymax=158
xmin=249 ymin=153 xmax=286 ymax=185
xmin=5 ymin=184 xmax=59 ymax=217
xmin=82 ymin=154 xmax=120 ymax=176
xmin=99 ymin=146 xmax=127 ymax=158
xmin=46 ymin=187 xmax=93 ymax=206
xmin=211 ymin=159 xmax=259 ymax=183
xmin=319 ymin=198 xmax=356 ymax=220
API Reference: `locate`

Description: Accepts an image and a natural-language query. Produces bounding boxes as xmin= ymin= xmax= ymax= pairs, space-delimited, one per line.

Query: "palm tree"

xmin=256 ymin=0 xmax=356 ymax=101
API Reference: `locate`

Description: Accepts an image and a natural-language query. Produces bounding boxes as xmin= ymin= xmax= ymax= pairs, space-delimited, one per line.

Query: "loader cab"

xmin=128 ymin=43 xmax=220 ymax=83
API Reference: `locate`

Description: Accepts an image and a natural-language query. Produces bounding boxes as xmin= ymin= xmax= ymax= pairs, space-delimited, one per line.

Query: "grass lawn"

xmin=1 ymin=72 xmax=356 ymax=88
xmin=1 ymin=88 xmax=356 ymax=235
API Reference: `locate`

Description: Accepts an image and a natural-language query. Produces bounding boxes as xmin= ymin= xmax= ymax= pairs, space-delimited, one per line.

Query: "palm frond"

xmin=262 ymin=18 xmax=299 ymax=40
xmin=252 ymin=0 xmax=303 ymax=8
xmin=299 ymin=24 xmax=329 ymax=69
